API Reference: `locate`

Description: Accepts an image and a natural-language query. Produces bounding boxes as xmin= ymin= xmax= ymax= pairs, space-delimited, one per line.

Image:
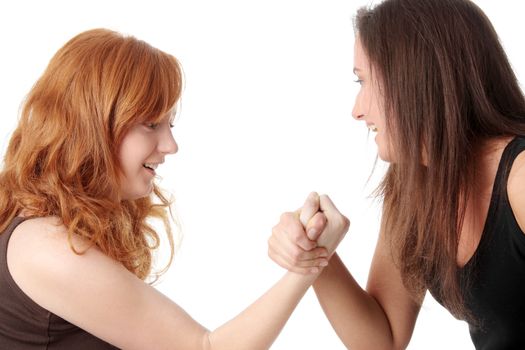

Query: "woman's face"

xmin=352 ymin=37 xmax=394 ymax=162
xmin=118 ymin=114 xmax=178 ymax=200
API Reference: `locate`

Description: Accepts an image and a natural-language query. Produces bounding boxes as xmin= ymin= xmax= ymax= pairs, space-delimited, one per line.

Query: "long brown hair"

xmin=355 ymin=0 xmax=525 ymax=320
xmin=0 ymin=29 xmax=183 ymax=280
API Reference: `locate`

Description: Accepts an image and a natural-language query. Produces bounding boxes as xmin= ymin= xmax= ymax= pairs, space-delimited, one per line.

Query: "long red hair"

xmin=0 ymin=28 xmax=183 ymax=280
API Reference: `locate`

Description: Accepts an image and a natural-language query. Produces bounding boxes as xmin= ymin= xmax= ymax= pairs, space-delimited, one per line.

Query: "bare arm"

xmin=269 ymin=197 xmax=423 ymax=350
xmin=7 ymin=206 xmax=341 ymax=350
xmin=313 ymin=228 xmax=422 ymax=350
xmin=205 ymin=271 xmax=316 ymax=350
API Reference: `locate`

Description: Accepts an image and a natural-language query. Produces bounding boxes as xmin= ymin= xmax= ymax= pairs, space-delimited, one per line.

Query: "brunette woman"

xmin=269 ymin=1 xmax=525 ymax=349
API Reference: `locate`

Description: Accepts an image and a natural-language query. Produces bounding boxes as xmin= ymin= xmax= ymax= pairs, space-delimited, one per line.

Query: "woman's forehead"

xmin=353 ymin=37 xmax=369 ymax=73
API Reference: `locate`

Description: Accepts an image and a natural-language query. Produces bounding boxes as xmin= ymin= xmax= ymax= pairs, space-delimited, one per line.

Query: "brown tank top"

xmin=0 ymin=216 xmax=119 ymax=349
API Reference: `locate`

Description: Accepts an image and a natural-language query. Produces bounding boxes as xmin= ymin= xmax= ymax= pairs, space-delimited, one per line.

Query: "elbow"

xmin=341 ymin=343 xmax=405 ymax=350
xmin=387 ymin=332 xmax=410 ymax=350
xmin=339 ymin=334 xmax=405 ymax=350
xmin=339 ymin=329 xmax=407 ymax=350
xmin=392 ymin=345 xmax=408 ymax=350
xmin=389 ymin=334 xmax=410 ymax=350
xmin=201 ymin=331 xmax=212 ymax=350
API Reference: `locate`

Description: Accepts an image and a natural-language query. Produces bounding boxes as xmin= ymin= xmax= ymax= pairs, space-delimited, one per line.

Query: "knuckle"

xmin=304 ymin=240 xmax=316 ymax=251
xmin=267 ymin=245 xmax=276 ymax=257
xmin=280 ymin=211 xmax=293 ymax=223
xmin=271 ymin=225 xmax=283 ymax=239
xmin=336 ymin=215 xmax=350 ymax=230
xmin=290 ymin=249 xmax=302 ymax=263
xmin=342 ymin=216 xmax=351 ymax=230
xmin=304 ymin=252 xmax=315 ymax=261
xmin=291 ymin=229 xmax=303 ymax=242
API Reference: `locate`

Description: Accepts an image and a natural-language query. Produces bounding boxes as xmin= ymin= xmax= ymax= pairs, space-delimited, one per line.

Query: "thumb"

xmin=299 ymin=191 xmax=320 ymax=227
xmin=319 ymin=194 xmax=350 ymax=234
xmin=319 ymin=194 xmax=338 ymax=218
xmin=305 ymin=211 xmax=327 ymax=240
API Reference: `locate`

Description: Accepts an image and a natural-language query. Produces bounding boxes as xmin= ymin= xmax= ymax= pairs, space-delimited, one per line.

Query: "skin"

xmin=508 ymin=152 xmax=525 ymax=233
xmin=268 ymin=37 xmax=525 ymax=349
xmin=352 ymin=37 xmax=392 ymax=162
xmin=7 ymin=115 xmax=348 ymax=349
xmin=118 ymin=115 xmax=178 ymax=200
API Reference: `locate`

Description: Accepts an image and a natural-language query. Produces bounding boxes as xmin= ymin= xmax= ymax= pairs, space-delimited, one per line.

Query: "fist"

xmin=268 ymin=192 xmax=350 ymax=274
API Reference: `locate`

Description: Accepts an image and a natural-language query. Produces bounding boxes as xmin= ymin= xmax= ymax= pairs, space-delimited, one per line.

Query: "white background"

xmin=1 ymin=1 xmax=524 ymax=349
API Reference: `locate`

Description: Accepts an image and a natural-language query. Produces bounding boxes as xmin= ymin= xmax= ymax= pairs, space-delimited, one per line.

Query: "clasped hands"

xmin=268 ymin=192 xmax=350 ymax=274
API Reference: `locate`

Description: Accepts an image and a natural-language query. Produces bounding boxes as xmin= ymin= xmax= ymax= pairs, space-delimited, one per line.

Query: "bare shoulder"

xmin=7 ymin=216 xmax=122 ymax=304
xmin=8 ymin=216 xmax=100 ymax=273
xmin=7 ymin=216 xmax=189 ymax=348
xmin=7 ymin=215 xmax=132 ymax=316
xmin=8 ymin=213 xmax=129 ymax=271
xmin=507 ymin=150 xmax=525 ymax=233
xmin=10 ymin=216 xmax=87 ymax=249
xmin=7 ymin=214 xmax=212 ymax=349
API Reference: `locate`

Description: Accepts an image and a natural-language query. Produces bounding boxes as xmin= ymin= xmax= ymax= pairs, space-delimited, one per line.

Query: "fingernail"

xmin=307 ymin=228 xmax=317 ymax=237
xmin=320 ymin=260 xmax=328 ymax=267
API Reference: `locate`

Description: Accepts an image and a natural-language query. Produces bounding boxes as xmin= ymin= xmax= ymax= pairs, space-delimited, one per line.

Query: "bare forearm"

xmin=313 ymin=253 xmax=395 ymax=350
xmin=204 ymin=272 xmax=317 ymax=350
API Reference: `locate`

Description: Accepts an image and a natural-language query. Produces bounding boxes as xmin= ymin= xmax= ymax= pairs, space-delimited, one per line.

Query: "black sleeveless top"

xmin=0 ymin=216 xmax=119 ymax=349
xmin=430 ymin=136 xmax=525 ymax=349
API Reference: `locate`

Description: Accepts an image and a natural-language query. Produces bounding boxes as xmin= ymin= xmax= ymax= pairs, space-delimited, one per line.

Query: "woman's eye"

xmin=146 ymin=123 xmax=159 ymax=129
xmin=354 ymin=79 xmax=363 ymax=85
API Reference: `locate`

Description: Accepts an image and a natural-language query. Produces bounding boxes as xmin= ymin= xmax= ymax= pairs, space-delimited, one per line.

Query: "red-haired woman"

xmin=0 ymin=28 xmax=347 ymax=349
xmin=269 ymin=0 xmax=525 ymax=349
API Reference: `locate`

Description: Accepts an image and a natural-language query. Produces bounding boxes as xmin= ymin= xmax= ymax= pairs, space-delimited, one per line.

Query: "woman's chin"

xmin=377 ymin=146 xmax=394 ymax=163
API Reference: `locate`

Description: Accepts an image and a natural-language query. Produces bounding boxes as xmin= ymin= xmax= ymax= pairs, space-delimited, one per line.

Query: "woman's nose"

xmin=159 ymin=130 xmax=178 ymax=155
xmin=352 ymin=95 xmax=365 ymax=120
xmin=353 ymin=112 xmax=365 ymax=120
xmin=352 ymin=105 xmax=365 ymax=121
